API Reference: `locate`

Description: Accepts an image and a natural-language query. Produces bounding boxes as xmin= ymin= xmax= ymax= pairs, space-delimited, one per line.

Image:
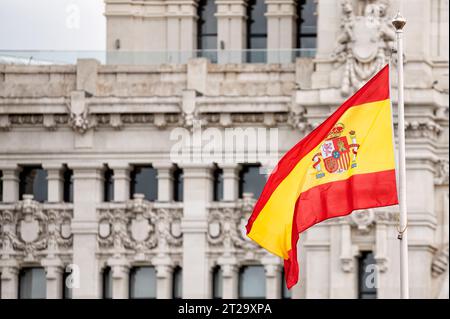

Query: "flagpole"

xmin=392 ymin=12 xmax=409 ymax=299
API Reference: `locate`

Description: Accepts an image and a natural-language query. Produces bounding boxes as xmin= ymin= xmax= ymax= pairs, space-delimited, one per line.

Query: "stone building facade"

xmin=0 ymin=0 xmax=448 ymax=299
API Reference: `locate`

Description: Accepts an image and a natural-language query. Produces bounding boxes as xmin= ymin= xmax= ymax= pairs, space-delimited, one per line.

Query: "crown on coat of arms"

xmin=327 ymin=123 xmax=345 ymax=139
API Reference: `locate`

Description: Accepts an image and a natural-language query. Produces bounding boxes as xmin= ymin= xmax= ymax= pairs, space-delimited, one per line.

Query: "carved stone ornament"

xmin=434 ymin=158 xmax=449 ymax=185
xmin=207 ymin=194 xmax=258 ymax=251
xmin=402 ymin=120 xmax=442 ymax=140
xmin=0 ymin=195 xmax=73 ymax=260
xmin=97 ymin=195 xmax=183 ymax=255
xmin=349 ymin=209 xmax=375 ymax=233
xmin=65 ymin=91 xmax=93 ymax=134
xmin=333 ymin=0 xmax=395 ymax=96
xmin=432 ymin=245 xmax=449 ymax=277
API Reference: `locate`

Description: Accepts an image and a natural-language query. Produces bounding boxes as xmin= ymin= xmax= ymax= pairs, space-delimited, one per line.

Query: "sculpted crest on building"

xmin=0 ymin=0 xmax=448 ymax=299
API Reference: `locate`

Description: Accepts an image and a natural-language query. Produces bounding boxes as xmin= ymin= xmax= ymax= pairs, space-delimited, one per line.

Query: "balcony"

xmin=0 ymin=49 xmax=316 ymax=66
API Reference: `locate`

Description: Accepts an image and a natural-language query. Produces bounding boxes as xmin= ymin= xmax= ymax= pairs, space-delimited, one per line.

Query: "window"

xmin=63 ymin=166 xmax=73 ymax=203
xmin=281 ymin=269 xmax=291 ymax=299
xmin=19 ymin=166 xmax=47 ymax=202
xmin=62 ymin=267 xmax=72 ymax=299
xmin=297 ymin=0 xmax=317 ymax=53
xmin=238 ymin=265 xmax=265 ymax=299
xmin=172 ymin=266 xmax=182 ymax=299
xmin=358 ymin=251 xmax=377 ymax=299
xmin=212 ymin=166 xmax=224 ymax=201
xmin=238 ymin=164 xmax=265 ymax=199
xmin=0 ymin=170 xmax=3 ymax=202
xmin=246 ymin=0 xmax=267 ymax=63
xmin=102 ymin=267 xmax=112 ymax=299
xmin=129 ymin=266 xmax=156 ymax=299
xmin=130 ymin=166 xmax=157 ymax=201
xmin=197 ymin=0 xmax=217 ymax=62
xmin=212 ymin=266 xmax=223 ymax=299
xmin=104 ymin=168 xmax=114 ymax=202
xmin=173 ymin=167 xmax=183 ymax=202
xmin=18 ymin=267 xmax=46 ymax=299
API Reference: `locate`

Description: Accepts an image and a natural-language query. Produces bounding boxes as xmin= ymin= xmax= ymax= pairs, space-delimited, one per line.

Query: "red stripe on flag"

xmin=283 ymin=169 xmax=398 ymax=288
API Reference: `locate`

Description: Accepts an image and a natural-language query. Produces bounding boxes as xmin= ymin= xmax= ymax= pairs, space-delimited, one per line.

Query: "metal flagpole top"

xmin=391 ymin=9 xmax=409 ymax=299
xmin=392 ymin=11 xmax=407 ymax=31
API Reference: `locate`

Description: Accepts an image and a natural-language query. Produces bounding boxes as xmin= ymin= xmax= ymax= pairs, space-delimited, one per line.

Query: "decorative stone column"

xmin=166 ymin=0 xmax=199 ymax=63
xmin=180 ymin=164 xmax=213 ymax=298
xmin=44 ymin=164 xmax=64 ymax=203
xmin=110 ymin=164 xmax=130 ymax=202
xmin=216 ymin=0 xmax=248 ymax=63
xmin=263 ymin=255 xmax=282 ymax=299
xmin=221 ymin=163 xmax=240 ymax=201
xmin=374 ymin=212 xmax=396 ymax=299
xmin=70 ymin=163 xmax=104 ymax=299
xmin=330 ymin=221 xmax=356 ymax=298
xmin=218 ymin=256 xmax=238 ymax=298
xmin=0 ymin=261 xmax=19 ymax=299
xmin=108 ymin=257 xmax=130 ymax=299
xmin=405 ymin=157 xmax=437 ymax=298
xmin=154 ymin=256 xmax=174 ymax=299
xmin=266 ymin=0 xmax=297 ymax=63
xmin=0 ymin=165 xmax=21 ymax=202
xmin=303 ymin=226 xmax=331 ymax=298
xmin=153 ymin=162 xmax=174 ymax=202
xmin=42 ymin=258 xmax=64 ymax=299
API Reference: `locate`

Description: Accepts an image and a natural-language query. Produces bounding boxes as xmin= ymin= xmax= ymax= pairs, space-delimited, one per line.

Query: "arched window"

xmin=296 ymin=0 xmax=317 ymax=55
xmin=63 ymin=165 xmax=73 ymax=203
xmin=103 ymin=167 xmax=114 ymax=202
xmin=246 ymin=0 xmax=267 ymax=63
xmin=18 ymin=267 xmax=46 ymax=299
xmin=212 ymin=166 xmax=223 ymax=201
xmin=0 ymin=170 xmax=3 ymax=202
xmin=358 ymin=251 xmax=377 ymax=299
xmin=172 ymin=266 xmax=183 ymax=299
xmin=62 ymin=266 xmax=73 ymax=299
xmin=197 ymin=0 xmax=218 ymax=61
xmin=173 ymin=167 xmax=184 ymax=202
xmin=281 ymin=269 xmax=292 ymax=299
xmin=238 ymin=265 xmax=265 ymax=299
xmin=19 ymin=166 xmax=47 ymax=202
xmin=130 ymin=165 xmax=157 ymax=201
xmin=129 ymin=266 xmax=157 ymax=299
xmin=238 ymin=164 xmax=265 ymax=199
xmin=102 ymin=266 xmax=112 ymax=299
xmin=211 ymin=266 xmax=223 ymax=299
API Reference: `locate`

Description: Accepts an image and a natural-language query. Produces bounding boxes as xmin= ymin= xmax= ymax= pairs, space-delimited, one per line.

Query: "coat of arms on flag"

xmin=246 ymin=65 xmax=398 ymax=289
xmin=312 ymin=123 xmax=360 ymax=178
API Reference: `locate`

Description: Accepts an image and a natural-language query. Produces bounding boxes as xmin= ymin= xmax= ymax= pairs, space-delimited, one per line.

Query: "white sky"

xmin=0 ymin=0 xmax=106 ymax=51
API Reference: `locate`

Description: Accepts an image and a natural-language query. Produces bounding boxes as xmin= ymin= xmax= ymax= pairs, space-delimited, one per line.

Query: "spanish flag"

xmin=246 ymin=65 xmax=398 ymax=289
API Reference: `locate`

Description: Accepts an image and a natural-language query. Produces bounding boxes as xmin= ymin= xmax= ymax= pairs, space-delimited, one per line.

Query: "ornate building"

xmin=0 ymin=0 xmax=448 ymax=299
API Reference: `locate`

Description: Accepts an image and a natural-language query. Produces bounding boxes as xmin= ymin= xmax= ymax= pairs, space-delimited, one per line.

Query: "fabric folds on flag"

xmin=246 ymin=65 xmax=398 ymax=289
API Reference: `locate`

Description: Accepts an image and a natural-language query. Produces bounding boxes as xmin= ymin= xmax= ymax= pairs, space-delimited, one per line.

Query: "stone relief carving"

xmin=97 ymin=194 xmax=182 ymax=256
xmin=333 ymin=0 xmax=395 ymax=96
xmin=432 ymin=245 xmax=449 ymax=277
xmin=402 ymin=120 xmax=442 ymax=140
xmin=434 ymin=158 xmax=449 ymax=185
xmin=65 ymin=91 xmax=92 ymax=134
xmin=349 ymin=209 xmax=375 ymax=234
xmin=0 ymin=195 xmax=73 ymax=261
xmin=207 ymin=193 xmax=258 ymax=251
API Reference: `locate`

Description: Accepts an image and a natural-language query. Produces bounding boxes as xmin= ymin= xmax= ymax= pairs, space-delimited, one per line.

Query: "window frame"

xmin=19 ymin=165 xmax=48 ymax=203
xmin=128 ymin=266 xmax=157 ymax=299
xmin=18 ymin=267 xmax=47 ymax=299
xmin=238 ymin=265 xmax=266 ymax=299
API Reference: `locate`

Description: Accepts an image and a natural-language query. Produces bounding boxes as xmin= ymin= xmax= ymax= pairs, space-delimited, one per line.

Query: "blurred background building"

xmin=0 ymin=0 xmax=448 ymax=299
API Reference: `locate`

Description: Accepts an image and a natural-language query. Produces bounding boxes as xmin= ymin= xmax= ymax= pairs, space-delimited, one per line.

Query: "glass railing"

xmin=0 ymin=49 xmax=316 ymax=65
